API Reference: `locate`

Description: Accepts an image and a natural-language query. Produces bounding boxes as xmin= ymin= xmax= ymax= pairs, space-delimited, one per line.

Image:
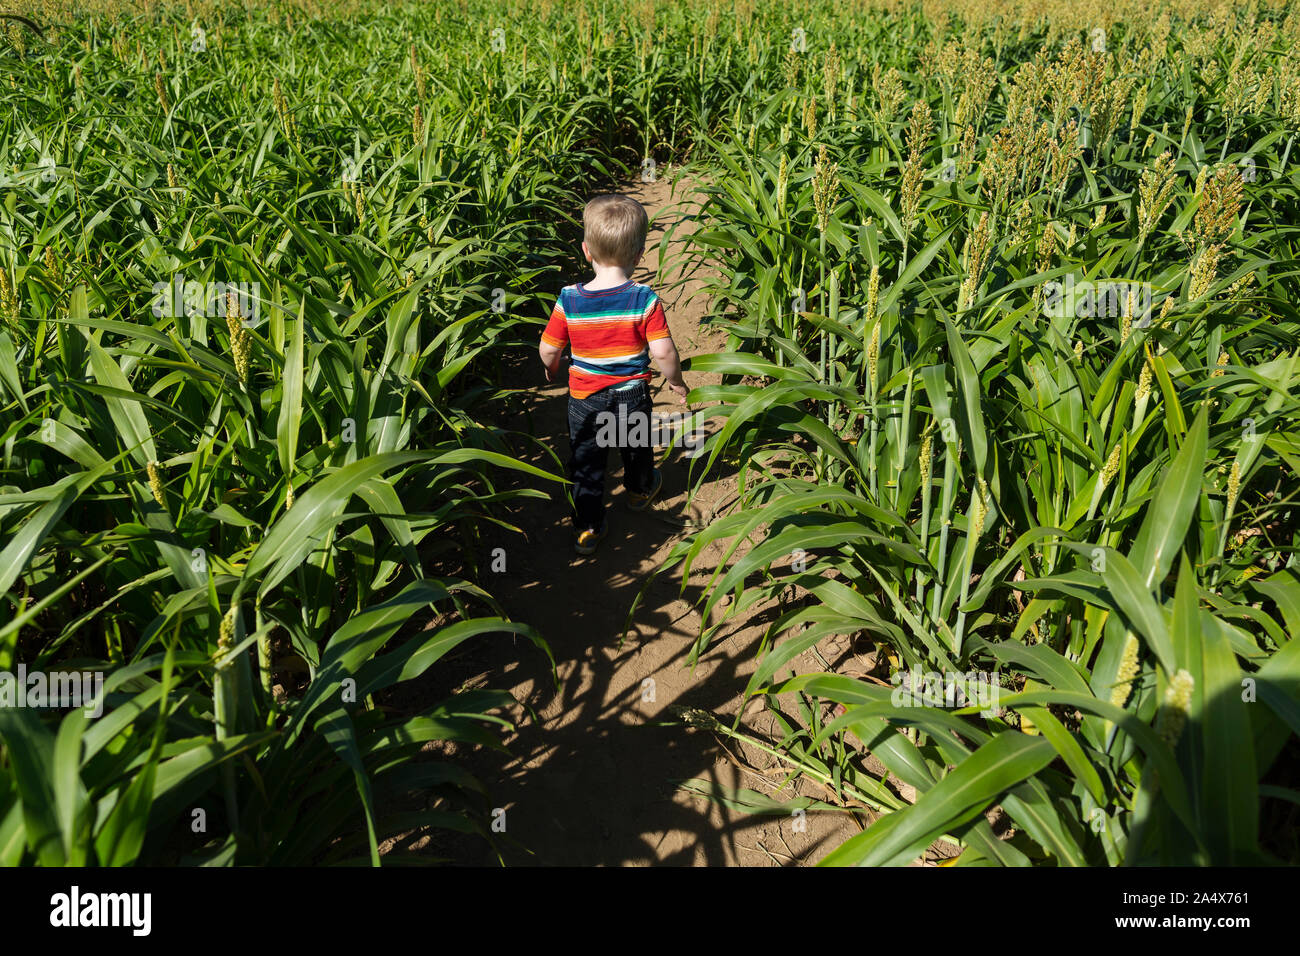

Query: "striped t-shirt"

xmin=541 ymin=280 xmax=670 ymax=399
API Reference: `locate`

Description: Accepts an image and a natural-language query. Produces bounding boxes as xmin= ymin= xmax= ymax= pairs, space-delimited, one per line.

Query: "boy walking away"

xmin=538 ymin=194 xmax=690 ymax=555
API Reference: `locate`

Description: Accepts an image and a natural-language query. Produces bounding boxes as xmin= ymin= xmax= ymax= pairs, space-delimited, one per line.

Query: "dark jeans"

xmin=567 ymin=379 xmax=655 ymax=531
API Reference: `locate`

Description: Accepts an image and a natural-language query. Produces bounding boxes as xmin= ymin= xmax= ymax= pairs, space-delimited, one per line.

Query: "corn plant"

xmin=646 ymin=0 xmax=1300 ymax=864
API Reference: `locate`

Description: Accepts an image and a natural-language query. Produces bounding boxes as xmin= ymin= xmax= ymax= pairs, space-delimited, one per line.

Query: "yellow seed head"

xmin=225 ymin=292 xmax=251 ymax=385
xmin=1049 ymin=119 xmax=1081 ymax=190
xmin=971 ymin=476 xmax=991 ymax=533
xmin=959 ymin=212 xmax=992 ymax=311
xmin=905 ymin=99 xmax=934 ymax=161
xmin=218 ymin=605 xmax=237 ymax=651
xmin=0 ymin=268 xmax=17 ymax=324
xmin=1137 ymin=151 xmax=1177 ymax=244
xmin=900 ymin=155 xmax=924 ymax=232
xmin=154 ymin=71 xmax=169 ymax=112
xmin=1225 ymin=459 xmax=1242 ymax=516
xmin=823 ymin=42 xmax=840 ymax=121
xmin=782 ymin=46 xmax=800 ymax=88
xmin=874 ymin=65 xmax=904 ymax=119
xmin=1135 ymin=355 xmax=1153 ymax=401
xmin=1189 ymin=244 xmax=1223 ymax=300
xmin=867 ymin=321 xmax=881 ymax=389
xmin=1109 ymin=633 xmax=1141 ymax=708
xmin=1035 ymin=220 xmax=1057 ymax=279
xmin=1195 ymin=165 xmax=1244 ymax=249
xmin=865 ymin=265 xmax=880 ymax=326
xmin=1158 ymin=296 xmax=1176 ymax=326
xmin=919 ymin=431 xmax=933 ymax=486
xmin=285 ymin=481 xmax=295 ymax=511
xmin=776 ymin=154 xmax=789 ymax=217
xmin=1010 ymin=199 xmax=1033 ymax=249
xmin=1129 ymin=84 xmax=1149 ymax=141
xmin=1226 ymin=271 xmax=1257 ymax=299
xmin=146 ymin=460 xmax=165 ymax=507
xmin=900 ymin=101 xmax=933 ymax=232
xmin=1102 ymin=441 xmax=1123 ymax=485
xmin=673 ymin=705 xmax=722 ymax=730
xmin=272 ymin=77 xmax=298 ymax=145
xmin=167 ymin=163 xmax=178 ymax=190
xmin=1156 ymin=669 xmax=1195 ymax=746
xmin=812 ymin=145 xmax=839 ymax=233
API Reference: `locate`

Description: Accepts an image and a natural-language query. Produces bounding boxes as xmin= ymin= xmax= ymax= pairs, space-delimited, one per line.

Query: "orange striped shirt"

xmin=541 ymin=280 xmax=671 ymax=399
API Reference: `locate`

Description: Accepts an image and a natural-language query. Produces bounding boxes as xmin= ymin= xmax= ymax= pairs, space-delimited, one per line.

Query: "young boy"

xmin=538 ymin=194 xmax=690 ymax=555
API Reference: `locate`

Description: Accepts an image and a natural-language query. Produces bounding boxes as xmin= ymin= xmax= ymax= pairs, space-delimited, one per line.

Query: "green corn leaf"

xmin=88 ymin=338 xmax=157 ymax=467
xmin=823 ymin=734 xmax=1056 ymax=867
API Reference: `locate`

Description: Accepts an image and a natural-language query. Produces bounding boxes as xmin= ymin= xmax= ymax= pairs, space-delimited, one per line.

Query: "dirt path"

xmin=399 ymin=170 xmax=863 ymax=865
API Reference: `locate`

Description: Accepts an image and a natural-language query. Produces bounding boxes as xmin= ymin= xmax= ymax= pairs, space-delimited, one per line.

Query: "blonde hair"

xmin=583 ymin=194 xmax=647 ymax=270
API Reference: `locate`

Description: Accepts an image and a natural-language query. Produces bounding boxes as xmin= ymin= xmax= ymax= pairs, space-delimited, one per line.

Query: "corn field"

xmin=2 ymin=0 xmax=1299 ymax=867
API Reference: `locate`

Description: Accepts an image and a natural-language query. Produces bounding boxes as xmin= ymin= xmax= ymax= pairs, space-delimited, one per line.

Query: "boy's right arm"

xmin=539 ymin=341 xmax=564 ymax=381
xmin=540 ymin=292 xmax=569 ymax=383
